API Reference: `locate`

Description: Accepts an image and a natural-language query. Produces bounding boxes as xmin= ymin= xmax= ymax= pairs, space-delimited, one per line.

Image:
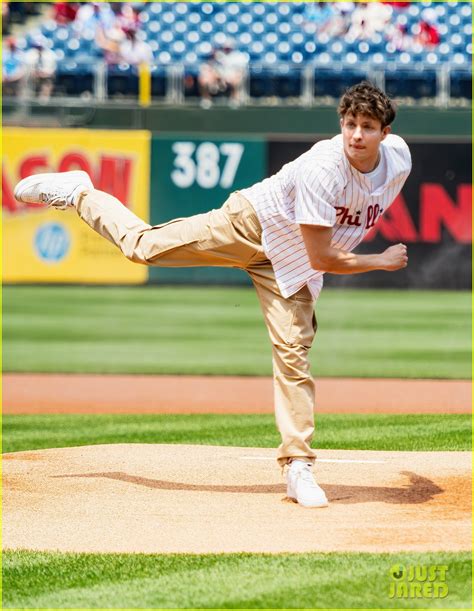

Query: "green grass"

xmin=3 ymin=550 xmax=471 ymax=608
xmin=2 ymin=286 xmax=471 ymax=378
xmin=3 ymin=286 xmax=471 ymax=608
xmin=3 ymin=414 xmax=471 ymax=454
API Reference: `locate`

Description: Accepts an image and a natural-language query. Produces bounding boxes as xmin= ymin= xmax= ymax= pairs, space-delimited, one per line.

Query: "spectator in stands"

xmin=76 ymin=1 xmax=114 ymax=33
xmin=2 ymin=36 xmax=25 ymax=96
xmin=53 ymin=2 xmax=79 ymax=25
xmin=415 ymin=9 xmax=441 ymax=48
xmin=382 ymin=1 xmax=411 ymax=8
xmin=303 ymin=1 xmax=336 ymax=34
xmin=2 ymin=2 xmax=11 ymax=34
xmin=118 ymin=27 xmax=153 ymax=66
xmin=348 ymin=2 xmax=392 ymax=39
xmin=96 ymin=22 xmax=126 ymax=65
xmin=95 ymin=2 xmax=145 ymax=65
xmin=112 ymin=2 xmax=139 ymax=32
xmin=198 ymin=39 xmax=248 ymax=109
xmin=24 ymin=37 xmax=57 ymax=102
xmin=386 ymin=22 xmax=412 ymax=51
xmin=330 ymin=2 xmax=355 ymax=36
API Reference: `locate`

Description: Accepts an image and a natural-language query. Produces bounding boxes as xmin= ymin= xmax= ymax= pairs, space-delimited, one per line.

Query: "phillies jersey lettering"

xmin=335 ymin=205 xmax=385 ymax=228
xmin=335 ymin=206 xmax=362 ymax=227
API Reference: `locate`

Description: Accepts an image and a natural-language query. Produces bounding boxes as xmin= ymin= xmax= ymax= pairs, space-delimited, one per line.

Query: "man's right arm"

xmin=299 ymin=224 xmax=408 ymax=275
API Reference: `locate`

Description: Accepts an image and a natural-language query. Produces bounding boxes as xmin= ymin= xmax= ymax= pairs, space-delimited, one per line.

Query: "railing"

xmin=2 ymin=60 xmax=471 ymax=110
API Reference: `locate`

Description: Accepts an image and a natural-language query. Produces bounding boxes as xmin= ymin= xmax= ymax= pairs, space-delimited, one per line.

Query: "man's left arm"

xmin=300 ymin=224 xmax=408 ymax=274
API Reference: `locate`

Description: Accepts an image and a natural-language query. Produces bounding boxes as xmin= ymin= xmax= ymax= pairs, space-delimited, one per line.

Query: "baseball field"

xmin=2 ymin=285 xmax=471 ymax=608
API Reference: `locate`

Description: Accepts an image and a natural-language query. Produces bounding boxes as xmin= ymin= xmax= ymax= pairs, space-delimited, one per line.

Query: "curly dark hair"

xmin=338 ymin=82 xmax=396 ymax=128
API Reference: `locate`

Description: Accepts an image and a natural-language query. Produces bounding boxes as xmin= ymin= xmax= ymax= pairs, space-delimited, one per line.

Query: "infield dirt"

xmin=3 ymin=444 xmax=471 ymax=554
xmin=3 ymin=373 xmax=471 ymax=414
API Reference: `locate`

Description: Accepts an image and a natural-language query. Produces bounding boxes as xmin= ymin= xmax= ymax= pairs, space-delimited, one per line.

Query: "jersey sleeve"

xmin=294 ymin=161 xmax=341 ymax=227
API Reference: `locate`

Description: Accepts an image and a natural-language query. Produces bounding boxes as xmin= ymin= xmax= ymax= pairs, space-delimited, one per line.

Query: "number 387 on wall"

xmin=171 ymin=141 xmax=244 ymax=190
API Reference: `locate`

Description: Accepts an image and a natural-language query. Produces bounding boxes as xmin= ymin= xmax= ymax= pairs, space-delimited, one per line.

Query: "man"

xmin=14 ymin=82 xmax=411 ymax=508
xmin=118 ymin=28 xmax=153 ymax=66
xmin=348 ymin=2 xmax=392 ymax=39
xmin=198 ymin=38 xmax=248 ymax=109
xmin=24 ymin=37 xmax=57 ymax=102
xmin=2 ymin=37 xmax=26 ymax=97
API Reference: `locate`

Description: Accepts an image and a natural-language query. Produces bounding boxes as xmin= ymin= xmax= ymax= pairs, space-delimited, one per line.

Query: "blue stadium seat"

xmin=148 ymin=3 xmax=164 ymax=17
xmin=248 ymin=41 xmax=265 ymax=62
xmin=56 ymin=61 xmax=94 ymax=95
xmin=277 ymin=41 xmax=292 ymax=63
xmin=385 ymin=67 xmax=437 ymax=98
xmin=223 ymin=3 xmax=241 ymax=17
xmin=41 ymin=20 xmax=58 ymax=37
xmin=151 ymin=65 xmax=166 ymax=99
xmin=156 ymin=51 xmax=172 ymax=64
xmin=107 ymin=64 xmax=138 ymax=97
xmin=183 ymin=65 xmax=200 ymax=98
xmin=249 ymin=65 xmax=301 ymax=98
xmin=171 ymin=3 xmax=189 ymax=17
xmin=250 ymin=2 xmax=266 ymax=16
xmin=303 ymin=41 xmax=318 ymax=59
xmin=146 ymin=20 xmax=162 ymax=35
xmin=313 ymin=67 xmax=368 ymax=98
xmin=249 ymin=66 xmax=273 ymax=97
xmin=200 ymin=3 xmax=216 ymax=17
xmin=64 ymin=38 xmax=81 ymax=56
xmin=274 ymin=67 xmax=303 ymax=97
xmin=450 ymin=68 xmax=472 ymax=99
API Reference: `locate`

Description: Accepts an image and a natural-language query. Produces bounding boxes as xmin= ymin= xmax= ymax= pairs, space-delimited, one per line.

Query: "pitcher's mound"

xmin=3 ymin=444 xmax=471 ymax=554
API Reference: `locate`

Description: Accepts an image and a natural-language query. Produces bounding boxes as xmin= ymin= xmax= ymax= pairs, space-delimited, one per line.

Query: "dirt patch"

xmin=2 ymin=445 xmax=471 ymax=554
xmin=3 ymin=374 xmax=471 ymax=414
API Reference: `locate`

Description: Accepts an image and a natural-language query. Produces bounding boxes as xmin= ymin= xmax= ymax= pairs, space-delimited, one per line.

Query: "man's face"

xmin=340 ymin=113 xmax=391 ymax=171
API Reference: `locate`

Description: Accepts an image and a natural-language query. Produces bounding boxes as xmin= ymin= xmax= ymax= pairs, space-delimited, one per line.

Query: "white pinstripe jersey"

xmin=239 ymin=133 xmax=412 ymax=300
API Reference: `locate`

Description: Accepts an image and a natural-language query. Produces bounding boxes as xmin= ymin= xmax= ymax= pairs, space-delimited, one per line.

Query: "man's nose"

xmin=353 ymin=126 xmax=363 ymax=140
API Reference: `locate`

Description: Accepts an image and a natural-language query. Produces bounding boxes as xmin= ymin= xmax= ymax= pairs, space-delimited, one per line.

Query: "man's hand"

xmin=380 ymin=243 xmax=408 ymax=271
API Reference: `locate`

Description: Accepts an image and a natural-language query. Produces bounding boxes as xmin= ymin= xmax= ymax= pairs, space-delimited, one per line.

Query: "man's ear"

xmin=381 ymin=125 xmax=392 ymax=140
xmin=340 ymin=117 xmax=344 ymax=130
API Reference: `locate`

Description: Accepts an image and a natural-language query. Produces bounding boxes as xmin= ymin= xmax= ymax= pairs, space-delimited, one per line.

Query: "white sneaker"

xmin=287 ymin=460 xmax=329 ymax=508
xmin=14 ymin=171 xmax=93 ymax=210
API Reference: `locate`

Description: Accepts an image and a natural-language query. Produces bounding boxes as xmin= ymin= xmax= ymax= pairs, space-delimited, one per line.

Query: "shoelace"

xmin=40 ymin=190 xmax=68 ymax=210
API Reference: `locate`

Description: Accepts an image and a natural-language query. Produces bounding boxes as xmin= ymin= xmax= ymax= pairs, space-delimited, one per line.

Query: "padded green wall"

xmin=149 ymin=134 xmax=266 ymax=285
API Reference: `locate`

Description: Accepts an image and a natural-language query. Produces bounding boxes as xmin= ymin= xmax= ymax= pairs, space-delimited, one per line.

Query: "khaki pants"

xmin=77 ymin=189 xmax=317 ymax=466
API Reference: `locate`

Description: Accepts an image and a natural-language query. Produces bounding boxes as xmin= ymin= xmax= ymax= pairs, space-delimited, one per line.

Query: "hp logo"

xmin=34 ymin=223 xmax=70 ymax=263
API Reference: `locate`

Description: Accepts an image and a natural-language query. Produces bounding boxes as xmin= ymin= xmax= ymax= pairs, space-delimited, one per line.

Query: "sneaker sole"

xmin=287 ymin=493 xmax=329 ymax=508
xmin=13 ymin=171 xmax=93 ymax=204
xmin=299 ymin=498 xmax=329 ymax=508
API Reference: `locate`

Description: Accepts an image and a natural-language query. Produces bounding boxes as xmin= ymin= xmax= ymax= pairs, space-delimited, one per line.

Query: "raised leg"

xmin=76 ymin=188 xmax=263 ymax=268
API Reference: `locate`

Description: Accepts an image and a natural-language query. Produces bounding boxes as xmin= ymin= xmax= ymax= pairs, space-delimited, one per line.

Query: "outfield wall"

xmin=3 ymin=126 xmax=471 ymax=289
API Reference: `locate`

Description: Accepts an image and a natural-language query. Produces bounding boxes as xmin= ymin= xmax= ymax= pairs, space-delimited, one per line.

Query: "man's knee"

xmin=120 ymin=230 xmax=150 ymax=264
xmin=272 ymin=341 xmax=313 ymax=377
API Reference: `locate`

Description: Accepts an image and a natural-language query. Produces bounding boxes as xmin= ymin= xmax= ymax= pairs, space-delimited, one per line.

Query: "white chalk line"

xmin=240 ymin=457 xmax=386 ymax=464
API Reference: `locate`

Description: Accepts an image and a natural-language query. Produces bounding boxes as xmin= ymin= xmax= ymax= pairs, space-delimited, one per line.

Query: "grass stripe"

xmin=3 ymin=287 xmax=471 ymax=378
xmin=3 ymin=550 xmax=471 ymax=609
xmin=3 ymin=414 xmax=471 ymax=454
